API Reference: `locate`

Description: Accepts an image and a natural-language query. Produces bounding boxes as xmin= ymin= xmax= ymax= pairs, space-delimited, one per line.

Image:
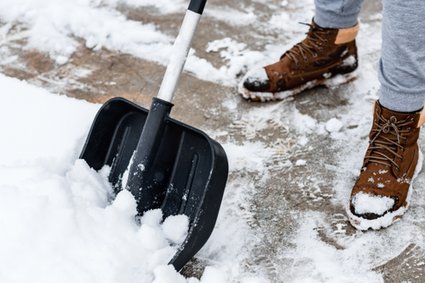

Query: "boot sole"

xmin=346 ymin=148 xmax=424 ymax=231
xmin=238 ymin=71 xmax=358 ymax=102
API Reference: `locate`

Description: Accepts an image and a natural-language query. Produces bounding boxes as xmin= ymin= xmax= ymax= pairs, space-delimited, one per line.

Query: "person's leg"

xmin=238 ymin=0 xmax=363 ymax=102
xmin=315 ymin=0 xmax=363 ymax=29
xmin=378 ymin=0 xmax=425 ymax=112
xmin=348 ymin=0 xmax=425 ymax=230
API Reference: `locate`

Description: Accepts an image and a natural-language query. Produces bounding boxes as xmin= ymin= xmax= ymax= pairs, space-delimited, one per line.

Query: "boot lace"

xmin=365 ymin=114 xmax=414 ymax=169
xmin=282 ymin=23 xmax=330 ymax=65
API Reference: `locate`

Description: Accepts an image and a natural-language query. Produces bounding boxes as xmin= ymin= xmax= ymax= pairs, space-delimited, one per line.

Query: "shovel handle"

xmin=157 ymin=0 xmax=207 ymax=102
xmin=188 ymin=0 xmax=207 ymax=14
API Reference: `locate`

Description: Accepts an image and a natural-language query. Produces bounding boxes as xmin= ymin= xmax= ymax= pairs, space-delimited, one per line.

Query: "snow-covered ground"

xmin=1 ymin=0 xmax=425 ymax=283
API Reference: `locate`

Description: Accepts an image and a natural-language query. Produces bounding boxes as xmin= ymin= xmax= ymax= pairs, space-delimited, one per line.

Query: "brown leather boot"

xmin=238 ymin=21 xmax=359 ymax=102
xmin=348 ymin=101 xmax=424 ymax=230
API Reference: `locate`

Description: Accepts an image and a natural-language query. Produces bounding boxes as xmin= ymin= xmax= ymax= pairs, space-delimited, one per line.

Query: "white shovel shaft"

xmin=157 ymin=10 xmax=201 ymax=103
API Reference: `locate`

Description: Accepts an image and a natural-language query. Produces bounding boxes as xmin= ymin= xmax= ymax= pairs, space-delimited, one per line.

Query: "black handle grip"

xmin=188 ymin=0 xmax=207 ymax=14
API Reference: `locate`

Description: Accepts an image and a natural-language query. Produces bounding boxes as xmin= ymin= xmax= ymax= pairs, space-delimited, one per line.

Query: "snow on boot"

xmin=348 ymin=101 xmax=425 ymax=230
xmin=238 ymin=21 xmax=359 ymax=102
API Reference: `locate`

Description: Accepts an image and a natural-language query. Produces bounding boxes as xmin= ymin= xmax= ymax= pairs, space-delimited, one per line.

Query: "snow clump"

xmin=352 ymin=192 xmax=395 ymax=215
xmin=325 ymin=117 xmax=343 ymax=133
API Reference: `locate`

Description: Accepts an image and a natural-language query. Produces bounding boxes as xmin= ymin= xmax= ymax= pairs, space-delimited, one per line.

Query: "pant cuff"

xmin=379 ymin=85 xmax=425 ymax=112
xmin=314 ymin=10 xmax=358 ymax=29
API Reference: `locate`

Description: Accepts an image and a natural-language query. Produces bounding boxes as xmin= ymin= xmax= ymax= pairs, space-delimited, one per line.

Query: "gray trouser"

xmin=314 ymin=0 xmax=425 ymax=112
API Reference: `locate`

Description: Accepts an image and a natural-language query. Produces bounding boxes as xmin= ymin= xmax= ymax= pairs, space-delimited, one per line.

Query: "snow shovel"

xmin=79 ymin=0 xmax=228 ymax=271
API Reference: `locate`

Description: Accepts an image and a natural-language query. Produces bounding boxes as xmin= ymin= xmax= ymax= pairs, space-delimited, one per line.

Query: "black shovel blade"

xmin=80 ymin=97 xmax=228 ymax=271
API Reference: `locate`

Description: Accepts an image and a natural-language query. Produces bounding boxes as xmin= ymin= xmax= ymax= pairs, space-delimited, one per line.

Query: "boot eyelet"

xmin=390 ymin=116 xmax=397 ymax=123
xmin=313 ymin=53 xmax=318 ymax=58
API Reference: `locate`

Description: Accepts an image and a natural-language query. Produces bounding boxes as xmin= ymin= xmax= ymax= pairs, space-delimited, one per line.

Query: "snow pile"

xmin=0 ymin=158 xmax=192 ymax=283
xmin=0 ymin=75 xmax=98 ymax=165
xmin=0 ymin=73 xmax=246 ymax=283
xmin=0 ymin=0 xmax=172 ymax=64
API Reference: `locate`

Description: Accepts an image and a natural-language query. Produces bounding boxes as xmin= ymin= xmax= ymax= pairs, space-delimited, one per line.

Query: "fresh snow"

xmin=0 ymin=75 xmax=98 ymax=165
xmin=162 ymin=215 xmax=189 ymax=245
xmin=0 ymin=74 xmax=198 ymax=283
xmin=0 ymin=72 xmax=268 ymax=282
